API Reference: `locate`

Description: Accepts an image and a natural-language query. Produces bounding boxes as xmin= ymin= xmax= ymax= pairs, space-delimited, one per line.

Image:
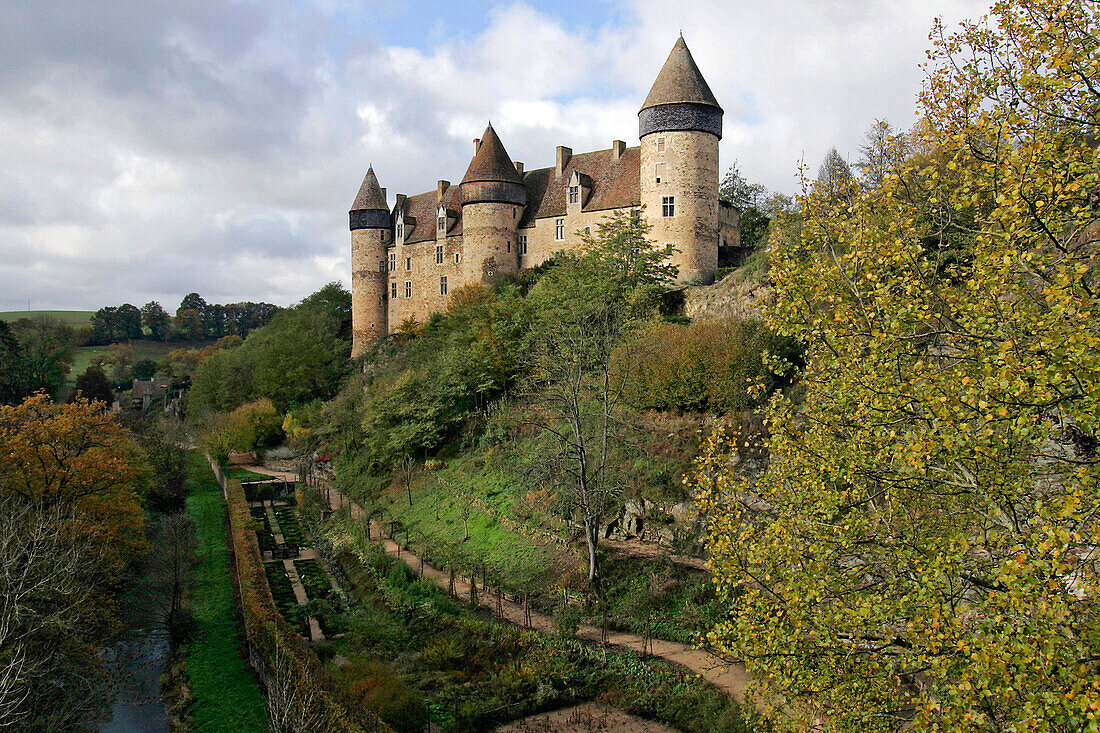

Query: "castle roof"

xmin=519 ymin=146 xmax=641 ymax=227
xmin=351 ymin=167 xmax=388 ymax=211
xmin=640 ymin=36 xmax=722 ymax=112
xmin=461 ymin=124 xmax=523 ymax=184
xmin=401 ymin=185 xmax=463 ymax=245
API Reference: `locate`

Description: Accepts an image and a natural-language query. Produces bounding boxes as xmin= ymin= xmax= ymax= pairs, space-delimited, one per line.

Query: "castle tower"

xmin=638 ymin=36 xmax=723 ymax=285
xmin=349 ymin=167 xmax=390 ymax=357
xmin=459 ymin=123 xmax=525 ymax=286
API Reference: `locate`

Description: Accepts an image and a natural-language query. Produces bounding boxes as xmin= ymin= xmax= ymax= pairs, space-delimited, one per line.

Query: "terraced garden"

xmin=273 ymin=505 xmax=311 ymax=547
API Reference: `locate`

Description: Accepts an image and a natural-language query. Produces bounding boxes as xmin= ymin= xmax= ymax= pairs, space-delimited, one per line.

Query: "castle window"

xmin=662 ymin=196 xmax=675 ymax=217
xmin=391 ymin=281 xmax=397 ymax=299
xmin=454 ymin=252 xmax=461 ymax=264
xmin=512 ymin=207 xmax=517 ymax=219
xmin=568 ymin=186 xmax=579 ymax=204
xmin=555 ymin=219 xmax=564 ymax=240
xmin=405 ymin=257 xmax=411 ymax=271
xmin=379 ymin=259 xmax=386 ymax=273
xmin=518 ymin=234 xmax=527 ymax=255
xmin=435 ymin=245 xmax=443 ymax=264
xmin=584 ymin=227 xmax=590 ymax=235
xmin=438 ymin=215 xmax=446 ymax=231
xmin=655 ymin=163 xmax=665 ymax=184
xmin=389 ymin=253 xmax=396 ymax=271
xmin=404 ymin=281 xmax=412 ymax=298
xmin=396 ymin=222 xmax=403 ymax=240
xmin=440 ymin=276 xmax=448 ymax=295
xmin=657 ymin=136 xmax=666 ymax=153
xmin=507 ymin=241 xmax=511 ymax=253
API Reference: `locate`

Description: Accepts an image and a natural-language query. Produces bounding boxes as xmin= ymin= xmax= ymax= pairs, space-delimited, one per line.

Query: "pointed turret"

xmin=351 ymin=166 xmax=389 ymax=211
xmin=350 ymin=166 xmax=391 ymax=231
xmin=349 ymin=166 xmax=391 ymax=356
xmin=638 ymin=36 xmax=723 ymax=139
xmin=460 ymin=123 xmax=525 ymax=206
xmin=640 ymin=35 xmax=722 ymax=112
xmin=638 ymin=36 xmax=723 ymax=286
xmin=461 ymin=124 xmax=523 ymax=185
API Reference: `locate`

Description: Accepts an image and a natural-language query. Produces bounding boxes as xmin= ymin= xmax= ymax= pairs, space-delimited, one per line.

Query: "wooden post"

xmin=448 ymin=568 xmax=455 ymax=597
xmin=524 ymin=595 xmax=531 ymax=628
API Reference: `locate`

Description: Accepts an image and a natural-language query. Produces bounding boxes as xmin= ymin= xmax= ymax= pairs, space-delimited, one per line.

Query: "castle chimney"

xmin=612 ymin=140 xmax=625 ymax=160
xmin=513 ymin=161 xmax=524 ymax=176
xmin=395 ymin=193 xmax=406 ymax=212
xmin=437 ymin=180 xmax=450 ymax=199
xmin=473 ymin=138 xmax=481 ymax=155
xmin=555 ymin=146 xmax=572 ymax=177
xmin=381 ymin=187 xmax=387 ymax=200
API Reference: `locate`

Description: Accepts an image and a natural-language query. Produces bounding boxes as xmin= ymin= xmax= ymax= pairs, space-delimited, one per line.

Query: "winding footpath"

xmin=241 ymin=463 xmax=766 ymax=716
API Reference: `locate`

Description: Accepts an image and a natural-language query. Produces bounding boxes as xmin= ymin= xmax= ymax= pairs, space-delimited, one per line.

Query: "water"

xmin=99 ymin=521 xmax=176 ymax=733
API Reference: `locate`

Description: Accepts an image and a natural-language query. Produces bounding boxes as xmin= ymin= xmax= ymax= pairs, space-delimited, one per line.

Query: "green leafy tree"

xmin=0 ymin=321 xmax=25 ymax=405
xmin=528 ymin=208 xmax=675 ymax=584
xmin=131 ymin=358 xmax=157 ymax=381
xmin=141 ymin=301 xmax=170 ymax=341
xmin=71 ymin=365 xmax=114 ymax=406
xmin=694 ymin=1 xmax=1100 ymax=729
xmin=9 ymin=316 xmax=74 ymax=400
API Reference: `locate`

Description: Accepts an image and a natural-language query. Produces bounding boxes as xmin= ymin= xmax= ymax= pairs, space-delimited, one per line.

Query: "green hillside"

xmin=0 ymin=310 xmax=95 ymax=327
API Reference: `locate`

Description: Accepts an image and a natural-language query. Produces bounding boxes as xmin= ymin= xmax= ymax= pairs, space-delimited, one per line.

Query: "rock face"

xmin=683 ymin=275 xmax=769 ymax=323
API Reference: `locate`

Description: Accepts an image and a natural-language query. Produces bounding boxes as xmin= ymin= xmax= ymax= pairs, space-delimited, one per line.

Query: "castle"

xmin=349 ymin=36 xmax=738 ymax=357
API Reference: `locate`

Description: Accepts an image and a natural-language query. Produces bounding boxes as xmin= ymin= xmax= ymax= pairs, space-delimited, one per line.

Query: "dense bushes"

xmin=197 ymin=398 xmax=284 ymax=461
xmin=190 ymin=285 xmax=351 ymax=415
xmin=622 ymin=319 xmax=801 ymax=413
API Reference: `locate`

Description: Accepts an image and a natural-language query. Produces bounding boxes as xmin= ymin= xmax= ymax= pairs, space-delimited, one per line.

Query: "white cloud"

xmin=0 ymin=0 xmax=996 ymax=311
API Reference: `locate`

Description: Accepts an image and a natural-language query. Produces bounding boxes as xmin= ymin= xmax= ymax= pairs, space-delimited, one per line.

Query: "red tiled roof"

xmin=401 ymin=184 xmax=463 ymax=244
xmin=519 ymin=146 xmax=640 ymax=227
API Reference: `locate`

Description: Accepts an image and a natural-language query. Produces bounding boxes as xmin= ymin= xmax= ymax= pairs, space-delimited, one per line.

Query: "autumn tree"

xmin=0 ymin=394 xmax=149 ymax=729
xmin=528 ymin=208 xmax=676 ymax=584
xmin=694 ymin=2 xmax=1100 ymax=730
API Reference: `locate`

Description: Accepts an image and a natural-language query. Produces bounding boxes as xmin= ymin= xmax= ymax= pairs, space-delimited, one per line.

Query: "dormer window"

xmin=568 ymin=186 xmax=579 ymax=204
xmin=396 ymin=222 xmax=403 ymax=240
xmin=438 ymin=215 xmax=446 ymax=231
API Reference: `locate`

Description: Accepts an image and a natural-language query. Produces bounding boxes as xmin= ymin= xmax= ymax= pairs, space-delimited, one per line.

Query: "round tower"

xmin=459 ymin=123 xmax=524 ymax=287
xmin=350 ymin=166 xmax=390 ymax=357
xmin=638 ymin=36 xmax=723 ymax=285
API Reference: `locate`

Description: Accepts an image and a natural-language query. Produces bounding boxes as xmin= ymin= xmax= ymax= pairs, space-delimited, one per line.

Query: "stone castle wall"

xmin=351 ymin=227 xmax=388 ymax=357
xmin=640 ymin=129 xmax=719 ymax=285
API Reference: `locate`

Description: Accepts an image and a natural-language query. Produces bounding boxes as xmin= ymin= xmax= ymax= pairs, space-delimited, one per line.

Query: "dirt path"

xmin=240 ymin=464 xmax=763 ymax=713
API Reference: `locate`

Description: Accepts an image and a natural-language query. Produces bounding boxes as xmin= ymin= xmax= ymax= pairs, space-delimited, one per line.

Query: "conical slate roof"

xmin=351 ymin=167 xmax=388 ymax=211
xmin=461 ymin=124 xmax=523 ymax=184
xmin=640 ymin=36 xmax=722 ymax=112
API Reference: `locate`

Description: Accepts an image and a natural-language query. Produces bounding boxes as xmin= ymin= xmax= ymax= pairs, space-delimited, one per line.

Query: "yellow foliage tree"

xmin=693 ymin=1 xmax=1100 ymax=730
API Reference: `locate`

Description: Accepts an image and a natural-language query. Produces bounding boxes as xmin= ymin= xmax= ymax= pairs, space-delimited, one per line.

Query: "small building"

xmin=131 ymin=380 xmax=169 ymax=411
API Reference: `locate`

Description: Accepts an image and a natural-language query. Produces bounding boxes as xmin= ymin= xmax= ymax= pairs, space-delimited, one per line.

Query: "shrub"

xmin=620 ymin=319 xmax=802 ymax=413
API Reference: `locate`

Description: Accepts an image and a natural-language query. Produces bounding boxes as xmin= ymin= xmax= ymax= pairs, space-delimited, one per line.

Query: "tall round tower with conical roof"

xmin=639 ymin=36 xmax=723 ymax=285
xmin=460 ymin=123 xmax=525 ymax=286
xmin=349 ymin=166 xmax=390 ymax=357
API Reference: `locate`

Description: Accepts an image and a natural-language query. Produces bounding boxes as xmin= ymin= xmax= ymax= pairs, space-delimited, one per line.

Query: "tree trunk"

xmin=584 ymin=517 xmax=600 ymax=585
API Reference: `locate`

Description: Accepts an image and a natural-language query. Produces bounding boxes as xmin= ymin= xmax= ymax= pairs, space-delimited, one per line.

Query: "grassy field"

xmin=69 ymin=341 xmax=185 ymax=383
xmin=0 ymin=309 xmax=94 ymax=326
xmin=184 ymin=451 xmax=269 ymax=732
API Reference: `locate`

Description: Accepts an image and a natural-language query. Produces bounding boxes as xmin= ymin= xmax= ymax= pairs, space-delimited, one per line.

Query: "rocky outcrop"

xmin=683 ymin=275 xmax=770 ymax=323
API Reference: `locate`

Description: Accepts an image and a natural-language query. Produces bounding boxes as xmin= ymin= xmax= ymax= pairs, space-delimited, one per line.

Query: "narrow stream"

xmin=99 ymin=519 xmax=174 ymax=733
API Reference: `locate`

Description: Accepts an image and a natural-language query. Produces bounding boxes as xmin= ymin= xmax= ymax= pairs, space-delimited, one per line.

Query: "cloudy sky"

xmin=0 ymin=0 xmax=992 ymax=312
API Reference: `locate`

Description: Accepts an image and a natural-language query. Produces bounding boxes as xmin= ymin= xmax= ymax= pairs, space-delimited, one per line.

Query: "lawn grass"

xmin=0 ymin=309 xmax=94 ymax=326
xmin=183 ymin=451 xmax=269 ymax=732
xmin=69 ymin=341 xmax=186 ymax=384
xmin=228 ymin=466 xmax=277 ymax=483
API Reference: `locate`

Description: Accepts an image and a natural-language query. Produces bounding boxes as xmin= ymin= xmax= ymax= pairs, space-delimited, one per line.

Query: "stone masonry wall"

xmin=640 ymin=129 xmax=719 ymax=284
xmin=351 ymin=227 xmax=388 ymax=357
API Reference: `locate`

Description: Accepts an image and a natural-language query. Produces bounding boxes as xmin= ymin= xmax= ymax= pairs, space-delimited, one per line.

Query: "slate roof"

xmin=641 ymin=36 xmax=722 ymax=112
xmin=461 ymin=124 xmax=523 ymax=184
xmin=401 ymin=185 xmax=463 ymax=245
xmin=519 ymin=145 xmax=641 ymax=227
xmin=351 ymin=167 xmax=389 ymax=211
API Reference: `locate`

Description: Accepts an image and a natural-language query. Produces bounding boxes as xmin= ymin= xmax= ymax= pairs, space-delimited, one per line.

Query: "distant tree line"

xmin=86 ymin=294 xmax=280 ymax=345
